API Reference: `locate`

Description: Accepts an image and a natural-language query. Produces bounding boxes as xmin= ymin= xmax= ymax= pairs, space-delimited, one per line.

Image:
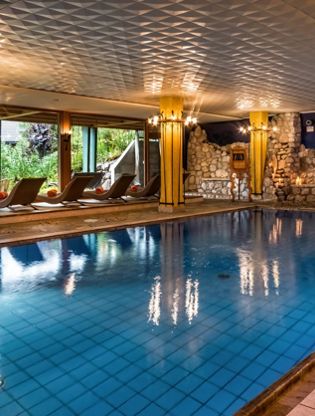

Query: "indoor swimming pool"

xmin=0 ymin=209 xmax=314 ymax=415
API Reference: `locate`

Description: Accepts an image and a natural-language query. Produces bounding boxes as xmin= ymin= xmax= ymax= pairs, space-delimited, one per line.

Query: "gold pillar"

xmin=59 ymin=112 xmax=72 ymax=191
xmin=159 ymin=96 xmax=184 ymax=213
xmin=250 ymin=111 xmax=268 ymax=195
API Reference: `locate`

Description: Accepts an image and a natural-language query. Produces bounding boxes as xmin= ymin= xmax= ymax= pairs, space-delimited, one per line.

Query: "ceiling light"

xmin=148 ymin=111 xmax=198 ymax=128
xmin=239 ymin=123 xmax=277 ymax=134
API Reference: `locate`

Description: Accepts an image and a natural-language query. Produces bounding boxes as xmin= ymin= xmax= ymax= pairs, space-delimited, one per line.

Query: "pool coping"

xmin=0 ymin=201 xmax=252 ymax=247
xmin=234 ymin=352 xmax=315 ymax=416
xmin=2 ymin=202 xmax=315 ymax=248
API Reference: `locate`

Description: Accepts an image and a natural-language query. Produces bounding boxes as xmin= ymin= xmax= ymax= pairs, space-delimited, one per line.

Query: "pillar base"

xmin=158 ymin=204 xmax=186 ymax=213
xmin=251 ymin=193 xmax=263 ymax=200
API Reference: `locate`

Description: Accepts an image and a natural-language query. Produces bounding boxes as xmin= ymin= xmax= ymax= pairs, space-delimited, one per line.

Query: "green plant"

xmin=97 ymin=129 xmax=135 ymax=164
xmin=71 ymin=126 xmax=83 ymax=172
xmin=0 ymin=124 xmax=136 ymax=191
xmin=19 ymin=122 xmax=58 ymax=158
xmin=1 ymin=138 xmax=58 ymax=190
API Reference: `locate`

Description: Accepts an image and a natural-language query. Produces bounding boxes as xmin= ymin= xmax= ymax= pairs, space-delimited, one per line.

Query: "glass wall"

xmin=70 ymin=126 xmax=83 ymax=174
xmin=70 ymin=127 xmax=139 ymax=189
xmin=0 ymin=121 xmax=58 ymax=191
xmin=148 ymin=138 xmax=160 ymax=178
xmin=0 ymin=116 xmax=154 ymax=193
xmin=98 ymin=127 xmax=135 ymax=188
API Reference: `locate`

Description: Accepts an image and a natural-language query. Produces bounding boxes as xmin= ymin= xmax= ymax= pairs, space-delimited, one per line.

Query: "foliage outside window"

xmin=1 ymin=122 xmax=58 ymax=190
xmin=97 ymin=128 xmax=134 ymax=164
xmin=1 ymin=122 xmax=136 ymax=191
xmin=71 ymin=126 xmax=83 ymax=172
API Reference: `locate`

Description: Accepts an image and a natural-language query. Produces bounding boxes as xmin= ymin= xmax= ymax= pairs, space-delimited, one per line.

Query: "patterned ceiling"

xmin=1 ymin=0 xmax=315 ymax=120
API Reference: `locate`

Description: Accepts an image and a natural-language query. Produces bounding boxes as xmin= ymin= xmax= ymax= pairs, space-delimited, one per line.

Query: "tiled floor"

xmin=257 ymin=366 xmax=315 ymax=416
xmin=295 ymin=390 xmax=315 ymax=415
xmin=285 ymin=389 xmax=315 ymax=416
xmin=0 ymin=199 xmax=251 ymax=245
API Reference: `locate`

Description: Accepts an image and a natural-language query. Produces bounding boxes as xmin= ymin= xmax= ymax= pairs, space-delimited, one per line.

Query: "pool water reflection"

xmin=0 ymin=209 xmax=314 ymax=415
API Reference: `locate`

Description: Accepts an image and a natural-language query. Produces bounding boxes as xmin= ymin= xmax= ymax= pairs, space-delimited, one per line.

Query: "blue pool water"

xmin=0 ymin=209 xmax=315 ymax=416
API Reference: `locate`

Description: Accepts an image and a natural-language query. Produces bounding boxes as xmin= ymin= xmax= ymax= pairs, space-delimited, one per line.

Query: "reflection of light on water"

xmin=239 ymin=251 xmax=254 ymax=296
xmin=269 ymin=218 xmax=282 ymax=244
xmin=96 ymin=240 xmax=119 ymax=267
xmin=262 ymin=263 xmax=269 ymax=297
xmin=64 ymin=273 xmax=76 ymax=296
xmin=69 ymin=254 xmax=86 ymax=273
xmin=148 ymin=276 xmax=161 ymax=326
xmin=96 ymin=228 xmax=157 ymax=268
xmin=1 ymin=247 xmax=60 ymax=292
xmin=130 ymin=228 xmax=156 ymax=260
xmin=148 ymin=276 xmax=199 ymax=326
xmin=171 ymin=287 xmax=179 ymax=325
xmin=238 ymin=250 xmax=280 ymax=296
xmin=295 ymin=218 xmax=303 ymax=237
xmin=273 ymin=260 xmax=280 ymax=295
xmin=185 ymin=278 xmax=199 ymax=324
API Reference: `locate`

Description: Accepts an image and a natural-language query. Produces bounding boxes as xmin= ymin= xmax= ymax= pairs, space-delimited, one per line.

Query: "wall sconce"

xmin=61 ymin=129 xmax=71 ymax=151
xmin=61 ymin=128 xmax=72 ymax=137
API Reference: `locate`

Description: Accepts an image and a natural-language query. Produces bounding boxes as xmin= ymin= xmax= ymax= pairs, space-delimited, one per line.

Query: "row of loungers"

xmin=0 ymin=173 xmax=161 ymax=211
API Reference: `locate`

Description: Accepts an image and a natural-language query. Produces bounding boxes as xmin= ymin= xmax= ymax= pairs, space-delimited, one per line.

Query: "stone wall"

xmin=263 ymin=113 xmax=301 ymax=201
xmin=187 ymin=125 xmax=249 ymax=200
xmin=298 ymin=146 xmax=315 ymax=184
xmin=187 ymin=126 xmax=229 ymax=191
xmin=200 ymin=175 xmax=250 ymax=200
xmin=262 ymin=112 xmax=315 ymax=203
xmin=288 ymin=185 xmax=315 ymax=203
xmin=200 ymin=178 xmax=231 ymax=199
xmin=188 ymin=114 xmax=315 ymax=204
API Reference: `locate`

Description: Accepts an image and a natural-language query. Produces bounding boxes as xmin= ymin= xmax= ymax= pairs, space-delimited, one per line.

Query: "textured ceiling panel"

xmin=0 ymin=0 xmax=315 ymax=119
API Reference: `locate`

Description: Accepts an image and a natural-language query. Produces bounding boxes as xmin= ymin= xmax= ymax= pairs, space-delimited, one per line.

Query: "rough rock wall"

xmin=200 ymin=175 xmax=250 ymax=200
xmin=263 ymin=113 xmax=301 ymax=201
xmin=187 ymin=125 xmax=249 ymax=199
xmin=298 ymin=146 xmax=315 ymax=184
xmin=188 ymin=114 xmax=315 ymax=203
xmin=262 ymin=112 xmax=315 ymax=203
xmin=188 ymin=126 xmax=233 ymax=190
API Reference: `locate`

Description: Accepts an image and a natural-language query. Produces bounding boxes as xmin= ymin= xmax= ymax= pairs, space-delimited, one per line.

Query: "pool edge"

xmin=0 ymin=202 xmax=253 ymax=247
xmin=234 ymin=352 xmax=315 ymax=416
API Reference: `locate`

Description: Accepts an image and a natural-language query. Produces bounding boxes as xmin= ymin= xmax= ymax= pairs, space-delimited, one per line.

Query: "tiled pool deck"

xmin=0 ymin=199 xmax=251 ymax=246
xmin=0 ymin=199 xmax=314 ymax=415
xmin=260 ymin=368 xmax=315 ymax=415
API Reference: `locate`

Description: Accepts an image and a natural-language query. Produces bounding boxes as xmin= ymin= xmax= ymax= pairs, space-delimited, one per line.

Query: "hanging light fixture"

xmin=148 ymin=111 xmax=197 ymax=127
xmin=239 ymin=122 xmax=277 ymax=134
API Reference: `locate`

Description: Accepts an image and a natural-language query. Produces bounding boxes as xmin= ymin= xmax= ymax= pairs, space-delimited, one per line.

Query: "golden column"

xmin=249 ymin=111 xmax=268 ymax=195
xmin=159 ymin=96 xmax=184 ymax=213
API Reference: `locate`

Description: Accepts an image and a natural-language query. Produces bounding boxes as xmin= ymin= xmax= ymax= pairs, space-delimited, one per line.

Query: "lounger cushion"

xmin=95 ymin=186 xmax=104 ymax=194
xmin=47 ymin=189 xmax=58 ymax=197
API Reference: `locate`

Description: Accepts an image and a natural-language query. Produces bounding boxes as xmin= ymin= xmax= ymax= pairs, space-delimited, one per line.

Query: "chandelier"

xmin=239 ymin=122 xmax=278 ymax=134
xmin=148 ymin=111 xmax=197 ymax=127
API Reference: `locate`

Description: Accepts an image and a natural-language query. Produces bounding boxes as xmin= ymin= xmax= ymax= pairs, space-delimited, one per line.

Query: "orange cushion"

xmin=0 ymin=191 xmax=8 ymax=199
xmin=130 ymin=185 xmax=139 ymax=192
xmin=95 ymin=186 xmax=104 ymax=194
xmin=47 ymin=189 xmax=58 ymax=197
